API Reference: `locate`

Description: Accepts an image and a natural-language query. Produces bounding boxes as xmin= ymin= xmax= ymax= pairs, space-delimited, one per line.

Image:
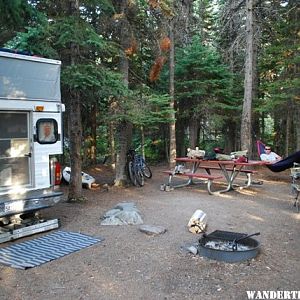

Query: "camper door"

xmin=33 ymin=112 xmax=62 ymax=189
xmin=0 ymin=111 xmax=32 ymax=190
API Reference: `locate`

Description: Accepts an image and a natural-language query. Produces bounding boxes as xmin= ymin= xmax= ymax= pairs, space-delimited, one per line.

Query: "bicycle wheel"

xmin=142 ymin=163 xmax=152 ymax=179
xmin=128 ymin=161 xmax=138 ymax=186
xmin=134 ymin=166 xmax=145 ymax=187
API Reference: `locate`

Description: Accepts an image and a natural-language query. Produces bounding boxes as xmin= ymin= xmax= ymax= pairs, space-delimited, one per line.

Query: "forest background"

xmin=0 ymin=0 xmax=299 ymax=201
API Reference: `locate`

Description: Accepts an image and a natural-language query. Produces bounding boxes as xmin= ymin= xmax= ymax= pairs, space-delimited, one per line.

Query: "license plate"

xmin=4 ymin=201 xmax=23 ymax=213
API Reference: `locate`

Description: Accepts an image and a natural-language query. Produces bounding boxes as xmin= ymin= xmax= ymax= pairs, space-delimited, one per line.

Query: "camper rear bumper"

xmin=0 ymin=189 xmax=62 ymax=218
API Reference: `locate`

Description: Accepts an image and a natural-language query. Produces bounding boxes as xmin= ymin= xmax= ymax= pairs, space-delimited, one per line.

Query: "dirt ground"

xmin=0 ymin=164 xmax=299 ymax=300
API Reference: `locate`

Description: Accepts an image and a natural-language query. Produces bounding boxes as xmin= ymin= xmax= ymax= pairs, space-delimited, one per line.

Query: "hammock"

xmin=256 ymin=140 xmax=300 ymax=172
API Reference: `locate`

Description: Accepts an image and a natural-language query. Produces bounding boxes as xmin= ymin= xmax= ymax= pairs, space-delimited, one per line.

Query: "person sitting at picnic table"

xmin=260 ymin=146 xmax=300 ymax=172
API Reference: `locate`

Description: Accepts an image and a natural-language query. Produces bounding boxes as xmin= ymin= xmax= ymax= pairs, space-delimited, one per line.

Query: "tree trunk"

xmin=177 ymin=0 xmax=193 ymax=46
xmin=175 ymin=118 xmax=186 ymax=157
xmin=67 ymin=0 xmax=83 ymax=202
xmin=90 ymin=103 xmax=97 ymax=165
xmin=285 ymin=106 xmax=290 ymax=157
xmin=241 ymin=0 xmax=256 ymax=157
xmin=188 ymin=117 xmax=199 ymax=149
xmin=198 ymin=0 xmax=205 ymax=41
xmin=108 ymin=121 xmax=115 ymax=166
xmin=295 ymin=104 xmax=300 ymax=150
xmin=251 ymin=112 xmax=260 ymax=157
xmin=115 ymin=121 xmax=132 ymax=186
xmin=261 ymin=112 xmax=265 ymax=140
xmin=169 ymin=18 xmax=176 ymax=168
xmin=114 ymin=0 xmax=132 ymax=186
xmin=163 ymin=124 xmax=169 ymax=162
xmin=141 ymin=126 xmax=145 ymax=160
xmin=224 ymin=15 xmax=238 ymax=154
xmin=224 ymin=121 xmax=236 ymax=153
xmin=273 ymin=112 xmax=281 ymax=153
xmin=68 ymin=88 xmax=83 ymax=201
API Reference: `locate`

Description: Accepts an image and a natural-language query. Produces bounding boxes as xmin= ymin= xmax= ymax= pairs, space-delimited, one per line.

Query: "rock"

xmin=181 ymin=243 xmax=199 ymax=254
xmin=139 ymin=225 xmax=167 ymax=236
xmin=187 ymin=246 xmax=198 ymax=255
xmin=100 ymin=202 xmax=143 ymax=225
xmin=102 ymin=208 xmax=120 ymax=218
xmin=115 ymin=202 xmax=138 ymax=211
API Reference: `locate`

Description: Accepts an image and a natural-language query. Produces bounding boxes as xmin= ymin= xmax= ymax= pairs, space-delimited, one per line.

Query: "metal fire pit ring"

xmin=198 ymin=230 xmax=261 ymax=263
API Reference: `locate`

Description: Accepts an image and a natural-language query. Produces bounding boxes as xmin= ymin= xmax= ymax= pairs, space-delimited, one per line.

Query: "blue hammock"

xmin=256 ymin=140 xmax=300 ymax=172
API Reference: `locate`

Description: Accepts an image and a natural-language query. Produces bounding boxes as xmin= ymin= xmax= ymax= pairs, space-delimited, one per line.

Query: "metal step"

xmin=0 ymin=219 xmax=60 ymax=244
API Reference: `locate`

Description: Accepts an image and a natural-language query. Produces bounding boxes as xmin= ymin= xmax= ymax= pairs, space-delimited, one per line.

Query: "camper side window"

xmin=36 ymin=119 xmax=58 ymax=144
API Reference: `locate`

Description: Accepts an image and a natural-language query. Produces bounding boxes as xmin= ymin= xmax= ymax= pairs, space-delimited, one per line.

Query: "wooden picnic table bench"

xmin=197 ymin=165 xmax=258 ymax=187
xmin=162 ymin=170 xmax=223 ymax=194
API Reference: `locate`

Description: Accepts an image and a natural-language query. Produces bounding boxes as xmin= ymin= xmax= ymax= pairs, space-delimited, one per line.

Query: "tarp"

xmin=0 ymin=51 xmax=61 ymax=102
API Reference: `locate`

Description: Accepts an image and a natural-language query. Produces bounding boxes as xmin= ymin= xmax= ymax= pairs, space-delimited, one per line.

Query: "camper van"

xmin=0 ymin=49 xmax=64 ymax=243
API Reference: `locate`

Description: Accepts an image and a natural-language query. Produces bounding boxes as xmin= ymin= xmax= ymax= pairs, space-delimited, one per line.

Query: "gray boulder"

xmin=139 ymin=225 xmax=167 ymax=236
xmin=100 ymin=202 xmax=143 ymax=225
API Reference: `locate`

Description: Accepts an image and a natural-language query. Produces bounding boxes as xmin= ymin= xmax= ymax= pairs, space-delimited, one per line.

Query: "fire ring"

xmin=198 ymin=230 xmax=261 ymax=263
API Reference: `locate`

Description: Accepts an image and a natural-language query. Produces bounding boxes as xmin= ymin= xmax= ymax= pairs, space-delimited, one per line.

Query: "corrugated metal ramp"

xmin=0 ymin=231 xmax=103 ymax=269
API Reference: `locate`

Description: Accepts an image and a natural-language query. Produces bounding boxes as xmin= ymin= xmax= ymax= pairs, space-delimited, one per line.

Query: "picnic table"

xmin=163 ymin=157 xmax=267 ymax=195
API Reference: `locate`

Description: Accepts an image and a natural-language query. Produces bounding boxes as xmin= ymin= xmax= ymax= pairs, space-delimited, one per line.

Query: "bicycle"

xmin=127 ymin=149 xmax=152 ymax=187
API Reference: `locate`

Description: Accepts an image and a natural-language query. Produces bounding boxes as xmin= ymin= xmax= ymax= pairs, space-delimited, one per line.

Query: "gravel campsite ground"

xmin=0 ymin=164 xmax=299 ymax=300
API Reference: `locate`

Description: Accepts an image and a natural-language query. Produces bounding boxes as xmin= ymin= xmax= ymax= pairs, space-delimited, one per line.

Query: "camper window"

xmin=36 ymin=119 xmax=58 ymax=144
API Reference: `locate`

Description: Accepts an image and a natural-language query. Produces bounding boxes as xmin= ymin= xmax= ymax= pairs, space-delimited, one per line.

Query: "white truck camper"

xmin=0 ymin=49 xmax=64 ymax=243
